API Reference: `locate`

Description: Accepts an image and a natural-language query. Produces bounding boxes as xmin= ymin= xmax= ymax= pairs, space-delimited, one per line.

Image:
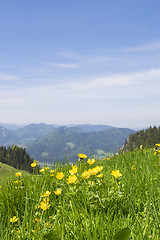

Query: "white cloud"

xmin=0 ymin=67 xmax=160 ymax=127
xmin=121 ymin=41 xmax=160 ymax=52
xmin=67 ymin=68 xmax=160 ymax=90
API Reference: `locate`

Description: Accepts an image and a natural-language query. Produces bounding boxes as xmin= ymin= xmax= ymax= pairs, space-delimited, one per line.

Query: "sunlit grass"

xmin=0 ymin=147 xmax=160 ymax=239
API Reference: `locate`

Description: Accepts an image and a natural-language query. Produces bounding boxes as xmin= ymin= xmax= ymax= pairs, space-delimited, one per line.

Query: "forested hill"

xmin=122 ymin=126 xmax=160 ymax=151
xmin=0 ymin=145 xmax=37 ymax=173
xmin=26 ymin=127 xmax=135 ymax=163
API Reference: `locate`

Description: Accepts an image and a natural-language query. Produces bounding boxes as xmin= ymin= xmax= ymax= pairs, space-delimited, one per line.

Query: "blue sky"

xmin=0 ymin=0 xmax=160 ymax=129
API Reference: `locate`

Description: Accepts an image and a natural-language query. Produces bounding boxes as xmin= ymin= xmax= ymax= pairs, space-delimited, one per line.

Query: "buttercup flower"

xmin=81 ymin=170 xmax=91 ymax=179
xmin=69 ymin=165 xmax=78 ymax=175
xmin=31 ymin=162 xmax=37 ymax=168
xmin=31 ymin=160 xmax=38 ymax=167
xmin=67 ymin=174 xmax=77 ymax=184
xmin=10 ymin=216 xmax=18 ymax=223
xmin=131 ymin=165 xmax=136 ymax=170
xmin=78 ymin=153 xmax=87 ymax=159
xmin=15 ymin=172 xmax=22 ymax=177
xmin=95 ymin=166 xmax=103 ymax=172
xmin=87 ymin=158 xmax=95 ymax=164
xmin=38 ymin=198 xmax=50 ymax=210
xmin=56 ymin=172 xmax=65 ymax=180
xmin=97 ymin=173 xmax=103 ymax=178
xmin=41 ymin=191 xmax=51 ymax=197
xmin=88 ymin=168 xmax=98 ymax=175
xmin=111 ymin=170 xmax=122 ymax=178
xmin=44 ymin=167 xmax=49 ymax=170
xmin=54 ymin=189 xmax=62 ymax=195
xmin=155 ymin=143 xmax=160 ymax=147
xmin=14 ymin=180 xmax=19 ymax=184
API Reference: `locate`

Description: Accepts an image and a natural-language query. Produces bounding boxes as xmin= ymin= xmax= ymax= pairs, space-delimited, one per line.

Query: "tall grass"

xmin=0 ymin=148 xmax=160 ymax=239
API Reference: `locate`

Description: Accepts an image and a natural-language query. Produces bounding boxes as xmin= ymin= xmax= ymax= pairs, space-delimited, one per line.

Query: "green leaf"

xmin=113 ymin=227 xmax=131 ymax=240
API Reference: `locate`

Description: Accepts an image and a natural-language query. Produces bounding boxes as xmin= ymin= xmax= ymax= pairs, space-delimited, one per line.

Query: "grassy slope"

xmin=0 ymin=148 xmax=160 ymax=239
xmin=0 ymin=162 xmax=29 ymax=185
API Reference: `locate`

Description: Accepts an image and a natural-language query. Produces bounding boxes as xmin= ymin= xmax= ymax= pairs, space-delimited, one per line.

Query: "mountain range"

xmin=0 ymin=123 xmax=135 ymax=163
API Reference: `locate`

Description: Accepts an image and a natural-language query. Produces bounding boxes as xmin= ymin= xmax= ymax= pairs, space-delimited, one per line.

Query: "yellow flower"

xmin=153 ymin=152 xmax=157 ymax=155
xmin=38 ymin=198 xmax=50 ymax=210
xmin=31 ymin=160 xmax=38 ymax=167
xmin=78 ymin=153 xmax=87 ymax=159
xmin=89 ymin=181 xmax=95 ymax=185
xmin=41 ymin=191 xmax=51 ymax=197
xmin=155 ymin=143 xmax=160 ymax=147
xmin=131 ymin=165 xmax=136 ymax=170
xmin=103 ymin=157 xmax=110 ymax=160
xmin=34 ymin=218 xmax=40 ymax=223
xmin=81 ymin=170 xmax=91 ymax=179
xmin=56 ymin=172 xmax=65 ymax=180
xmin=111 ymin=170 xmax=122 ymax=178
xmin=10 ymin=216 xmax=18 ymax=223
xmin=88 ymin=168 xmax=98 ymax=175
xmin=67 ymin=175 xmax=77 ymax=184
xmin=14 ymin=180 xmax=19 ymax=184
xmin=97 ymin=173 xmax=103 ymax=178
xmin=50 ymin=170 xmax=55 ymax=173
xmin=0 ymin=186 xmax=2 ymax=189
xmin=69 ymin=165 xmax=78 ymax=175
xmin=15 ymin=172 xmax=22 ymax=177
xmin=95 ymin=166 xmax=103 ymax=172
xmin=44 ymin=167 xmax=49 ymax=170
xmin=31 ymin=162 xmax=37 ymax=168
xmin=39 ymin=168 xmax=45 ymax=173
xmin=87 ymin=158 xmax=95 ymax=164
xmin=54 ymin=188 xmax=62 ymax=195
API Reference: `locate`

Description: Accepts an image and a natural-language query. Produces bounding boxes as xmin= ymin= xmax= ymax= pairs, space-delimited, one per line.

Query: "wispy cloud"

xmin=67 ymin=68 xmax=160 ymax=90
xmin=0 ymin=73 xmax=19 ymax=81
xmin=57 ymin=50 xmax=128 ymax=65
xmin=45 ymin=62 xmax=81 ymax=68
xmin=121 ymin=41 xmax=160 ymax=52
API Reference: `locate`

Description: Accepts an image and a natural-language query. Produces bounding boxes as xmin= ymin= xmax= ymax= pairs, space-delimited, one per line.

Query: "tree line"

xmin=122 ymin=126 xmax=160 ymax=151
xmin=0 ymin=145 xmax=39 ymax=173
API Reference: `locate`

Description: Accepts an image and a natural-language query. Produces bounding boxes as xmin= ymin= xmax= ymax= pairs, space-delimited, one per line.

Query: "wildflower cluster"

xmin=6 ymin=153 xmax=125 ymax=238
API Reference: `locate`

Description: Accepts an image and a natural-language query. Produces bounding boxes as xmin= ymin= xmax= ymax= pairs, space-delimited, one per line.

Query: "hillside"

xmin=0 ymin=145 xmax=37 ymax=173
xmin=26 ymin=126 xmax=135 ymax=163
xmin=0 ymin=162 xmax=30 ymax=185
xmin=122 ymin=125 xmax=160 ymax=151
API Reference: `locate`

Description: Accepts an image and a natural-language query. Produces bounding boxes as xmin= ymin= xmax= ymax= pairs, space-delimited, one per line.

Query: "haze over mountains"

xmin=0 ymin=123 xmax=135 ymax=163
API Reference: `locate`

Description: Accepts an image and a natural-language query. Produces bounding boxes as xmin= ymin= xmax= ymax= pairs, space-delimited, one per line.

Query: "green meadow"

xmin=0 ymin=148 xmax=160 ymax=239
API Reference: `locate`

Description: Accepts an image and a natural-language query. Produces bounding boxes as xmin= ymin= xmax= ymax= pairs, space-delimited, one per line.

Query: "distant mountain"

xmin=0 ymin=123 xmax=135 ymax=163
xmin=26 ymin=126 xmax=135 ymax=163
xmin=71 ymin=124 xmax=113 ymax=133
xmin=12 ymin=123 xmax=56 ymax=145
xmin=0 ymin=126 xmax=19 ymax=146
xmin=0 ymin=122 xmax=22 ymax=130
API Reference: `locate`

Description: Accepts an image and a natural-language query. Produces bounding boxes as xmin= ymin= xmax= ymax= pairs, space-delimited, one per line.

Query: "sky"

xmin=0 ymin=0 xmax=160 ymax=130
